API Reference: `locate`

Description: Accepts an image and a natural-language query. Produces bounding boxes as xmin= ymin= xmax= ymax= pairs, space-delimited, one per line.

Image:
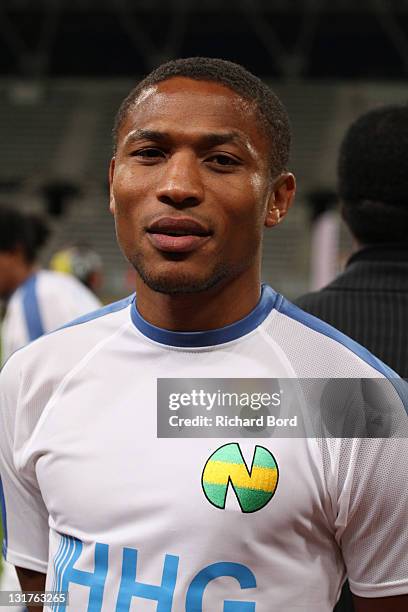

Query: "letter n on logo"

xmin=201 ymin=443 xmax=279 ymax=513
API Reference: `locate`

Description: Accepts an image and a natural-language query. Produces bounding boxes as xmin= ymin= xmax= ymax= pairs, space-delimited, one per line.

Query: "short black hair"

xmin=0 ymin=205 xmax=49 ymax=263
xmin=113 ymin=57 xmax=291 ymax=177
xmin=338 ymin=104 xmax=408 ymax=244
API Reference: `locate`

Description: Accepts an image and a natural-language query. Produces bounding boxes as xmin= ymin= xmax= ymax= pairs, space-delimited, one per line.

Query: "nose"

xmin=156 ymin=151 xmax=204 ymax=207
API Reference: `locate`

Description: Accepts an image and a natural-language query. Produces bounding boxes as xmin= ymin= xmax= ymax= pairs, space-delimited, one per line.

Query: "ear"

xmin=264 ymin=173 xmax=296 ymax=228
xmin=109 ymin=157 xmax=116 ymax=214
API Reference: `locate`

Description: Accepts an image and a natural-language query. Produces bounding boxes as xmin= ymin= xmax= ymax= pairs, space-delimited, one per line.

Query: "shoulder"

xmin=271 ymin=293 xmax=398 ymax=379
xmin=0 ymin=295 xmax=136 ymax=466
xmin=1 ymin=294 xmax=135 ymax=386
xmin=36 ymin=270 xmax=101 ymax=305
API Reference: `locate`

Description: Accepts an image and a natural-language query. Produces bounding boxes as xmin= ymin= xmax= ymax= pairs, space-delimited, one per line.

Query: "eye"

xmin=131 ymin=147 xmax=166 ymax=160
xmin=206 ymin=154 xmax=241 ymax=168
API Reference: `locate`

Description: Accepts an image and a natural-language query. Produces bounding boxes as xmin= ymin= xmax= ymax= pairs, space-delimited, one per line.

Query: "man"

xmin=0 ymin=58 xmax=407 ymax=612
xmin=0 ymin=206 xmax=101 ymax=363
xmin=296 ymin=105 xmax=408 ymax=378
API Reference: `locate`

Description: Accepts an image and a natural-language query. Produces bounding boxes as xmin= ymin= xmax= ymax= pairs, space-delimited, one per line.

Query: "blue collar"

xmin=130 ymin=284 xmax=278 ymax=347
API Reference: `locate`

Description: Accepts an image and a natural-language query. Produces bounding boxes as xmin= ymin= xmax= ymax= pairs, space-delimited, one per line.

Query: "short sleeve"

xmin=336 ymin=437 xmax=408 ymax=598
xmin=0 ymin=357 xmax=49 ymax=572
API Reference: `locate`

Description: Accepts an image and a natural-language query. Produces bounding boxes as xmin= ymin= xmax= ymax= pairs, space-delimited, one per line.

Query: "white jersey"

xmin=0 ymin=284 xmax=407 ymax=612
xmin=1 ymin=270 xmax=101 ymax=363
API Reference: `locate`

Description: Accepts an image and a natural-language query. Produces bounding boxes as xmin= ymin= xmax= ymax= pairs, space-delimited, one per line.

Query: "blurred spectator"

xmin=49 ymin=244 xmax=103 ymax=295
xmin=296 ymin=104 xmax=408 ymax=378
xmin=296 ymin=104 xmax=408 ymax=612
xmin=0 ymin=205 xmax=102 ymax=364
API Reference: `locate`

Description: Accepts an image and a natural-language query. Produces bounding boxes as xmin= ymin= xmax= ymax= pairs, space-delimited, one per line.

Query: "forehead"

xmin=117 ymin=77 xmax=268 ymax=153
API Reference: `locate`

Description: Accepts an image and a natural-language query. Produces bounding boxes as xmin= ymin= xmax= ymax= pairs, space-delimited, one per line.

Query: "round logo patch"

xmin=201 ymin=443 xmax=279 ymax=513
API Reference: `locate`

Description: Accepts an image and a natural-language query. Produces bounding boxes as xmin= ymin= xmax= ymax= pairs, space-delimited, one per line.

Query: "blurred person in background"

xmin=296 ymin=105 xmax=408 ymax=379
xmin=49 ymin=244 xmax=103 ymax=296
xmin=296 ymin=104 xmax=408 ymax=612
xmin=0 ymin=205 xmax=102 ymax=364
xmin=0 ymin=205 xmax=101 ymax=608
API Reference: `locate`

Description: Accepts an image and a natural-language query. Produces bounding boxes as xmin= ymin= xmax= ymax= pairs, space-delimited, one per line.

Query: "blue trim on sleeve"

xmin=60 ymin=294 xmax=135 ymax=330
xmin=130 ymin=284 xmax=278 ymax=347
xmin=278 ymin=297 xmax=399 ymax=378
xmin=21 ymin=274 xmax=45 ymax=341
xmin=0 ymin=474 xmax=8 ymax=558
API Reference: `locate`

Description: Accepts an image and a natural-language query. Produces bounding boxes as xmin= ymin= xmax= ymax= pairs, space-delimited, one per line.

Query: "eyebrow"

xmin=123 ymin=128 xmax=249 ymax=149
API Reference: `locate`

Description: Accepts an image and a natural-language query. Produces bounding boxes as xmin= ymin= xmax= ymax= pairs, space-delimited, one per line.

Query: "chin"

xmin=141 ymin=274 xmax=221 ymax=295
xmin=133 ymin=259 xmax=231 ymax=295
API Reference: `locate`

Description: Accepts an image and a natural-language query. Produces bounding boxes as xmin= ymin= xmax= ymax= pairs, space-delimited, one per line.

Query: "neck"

xmin=134 ymin=269 xmax=261 ymax=331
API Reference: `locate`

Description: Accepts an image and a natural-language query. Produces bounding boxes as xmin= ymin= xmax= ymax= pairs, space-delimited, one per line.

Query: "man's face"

xmin=110 ymin=77 xmax=288 ymax=295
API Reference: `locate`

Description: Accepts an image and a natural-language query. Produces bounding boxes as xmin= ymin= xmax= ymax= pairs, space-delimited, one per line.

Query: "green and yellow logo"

xmin=201 ymin=443 xmax=279 ymax=513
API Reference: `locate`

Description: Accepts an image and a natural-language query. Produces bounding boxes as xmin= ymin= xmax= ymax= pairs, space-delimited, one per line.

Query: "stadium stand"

xmin=1 ymin=80 xmax=407 ymax=299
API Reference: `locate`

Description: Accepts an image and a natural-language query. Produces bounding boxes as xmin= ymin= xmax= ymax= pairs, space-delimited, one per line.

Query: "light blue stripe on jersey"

xmin=53 ymin=535 xmax=74 ymax=612
xmin=0 ymin=474 xmax=7 ymax=557
xmin=130 ymin=284 xmax=278 ymax=347
xmin=22 ymin=273 xmax=45 ymax=340
xmin=53 ymin=535 xmax=69 ymax=609
xmin=55 ymin=535 xmax=71 ymax=592
xmin=51 ymin=536 xmax=65 ymax=595
xmin=278 ymin=296 xmax=408 ymax=412
xmin=59 ymin=537 xmax=75 ymax=598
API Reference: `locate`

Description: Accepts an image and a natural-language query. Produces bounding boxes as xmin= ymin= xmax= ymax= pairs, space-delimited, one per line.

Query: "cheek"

xmin=223 ymin=174 xmax=267 ymax=227
xmin=250 ymin=172 xmax=266 ymax=199
xmin=111 ymin=164 xmax=149 ymax=210
xmin=250 ymin=174 xmax=270 ymax=227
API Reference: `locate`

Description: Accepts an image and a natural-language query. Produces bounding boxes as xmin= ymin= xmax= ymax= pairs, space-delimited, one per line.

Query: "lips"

xmin=146 ymin=217 xmax=212 ymax=253
xmin=147 ymin=217 xmax=211 ymax=237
